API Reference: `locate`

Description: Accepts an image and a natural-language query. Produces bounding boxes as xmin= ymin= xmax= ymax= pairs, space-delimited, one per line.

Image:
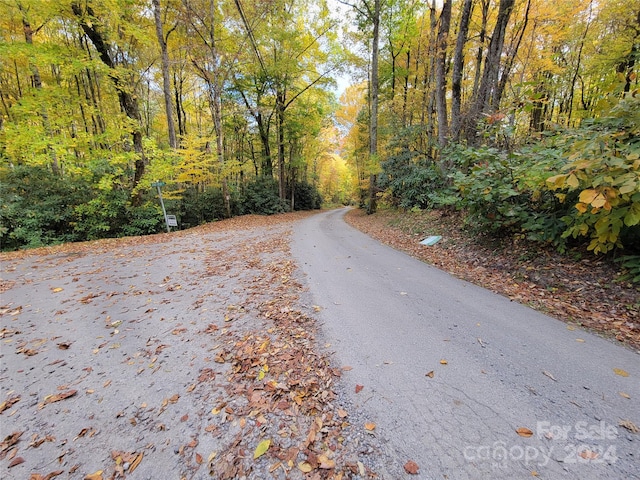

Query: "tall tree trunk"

xmin=567 ymin=0 xmax=593 ymax=126
xmin=20 ymin=6 xmax=60 ymax=175
xmin=493 ymin=0 xmax=531 ymax=110
xmin=71 ymin=2 xmax=147 ymax=202
xmin=276 ymin=88 xmax=287 ymax=201
xmin=451 ymin=0 xmax=473 ymax=142
xmin=434 ymin=0 xmax=452 ymax=148
xmin=471 ymin=0 xmax=490 ymax=104
xmin=152 ymin=0 xmax=178 ymax=148
xmin=367 ymin=0 xmax=380 ymax=215
xmin=466 ymin=0 xmax=515 ymax=143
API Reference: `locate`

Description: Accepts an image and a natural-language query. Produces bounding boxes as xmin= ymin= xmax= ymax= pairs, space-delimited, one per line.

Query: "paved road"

xmin=292 ymin=208 xmax=640 ymax=479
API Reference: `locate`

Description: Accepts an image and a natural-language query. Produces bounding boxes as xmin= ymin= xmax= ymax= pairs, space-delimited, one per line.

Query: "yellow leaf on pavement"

xmin=613 ymin=368 xmax=629 ymax=377
xmin=253 ymin=439 xmax=271 ymax=459
xmin=84 ymin=472 xmax=103 ymax=480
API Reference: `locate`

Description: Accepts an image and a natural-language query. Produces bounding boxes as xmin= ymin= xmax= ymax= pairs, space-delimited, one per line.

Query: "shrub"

xmin=546 ymin=95 xmax=640 ymax=254
xmin=240 ymin=177 xmax=288 ymax=215
xmin=290 ymin=181 xmax=322 ymax=210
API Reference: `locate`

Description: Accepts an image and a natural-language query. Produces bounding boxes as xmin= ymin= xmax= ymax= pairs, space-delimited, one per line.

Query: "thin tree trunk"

xmin=368 ymin=0 xmax=380 ymax=214
xmin=494 ymin=0 xmax=531 ymax=110
xmin=466 ymin=0 xmax=515 ymax=143
xmin=152 ymin=0 xmax=178 ymax=148
xmin=435 ymin=0 xmax=452 ymax=148
xmin=451 ymin=0 xmax=473 ymax=142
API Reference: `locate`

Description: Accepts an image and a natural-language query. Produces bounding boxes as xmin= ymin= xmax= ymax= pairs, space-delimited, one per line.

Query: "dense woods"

xmin=1 ymin=0 xmax=639 ymax=279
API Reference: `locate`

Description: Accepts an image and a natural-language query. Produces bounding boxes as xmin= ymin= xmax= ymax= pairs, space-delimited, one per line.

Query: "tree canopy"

xmin=1 ymin=0 xmax=638 ymax=275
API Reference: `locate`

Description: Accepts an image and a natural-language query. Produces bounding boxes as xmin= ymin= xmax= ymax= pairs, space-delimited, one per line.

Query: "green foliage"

xmin=378 ymin=149 xmax=451 ymax=210
xmin=0 ymin=166 xmax=88 ymax=250
xmin=240 ymin=177 xmax=288 ymax=215
xmin=615 ymin=255 xmax=640 ymax=284
xmin=178 ymin=187 xmax=239 ymax=226
xmin=546 ymin=96 xmax=640 ymax=254
xmin=452 ymin=143 xmax=569 ymax=247
xmin=290 ymin=181 xmax=323 ymax=210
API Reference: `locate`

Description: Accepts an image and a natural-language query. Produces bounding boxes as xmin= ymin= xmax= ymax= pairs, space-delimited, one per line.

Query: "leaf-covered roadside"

xmin=0 ymin=212 xmax=385 ymax=479
xmin=345 ymin=208 xmax=640 ymax=351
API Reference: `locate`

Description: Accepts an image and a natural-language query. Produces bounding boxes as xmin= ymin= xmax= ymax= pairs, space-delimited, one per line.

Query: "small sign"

xmin=420 ymin=235 xmax=442 ymax=246
xmin=166 ymin=215 xmax=178 ymax=227
xmin=151 ymin=181 xmax=166 ymax=188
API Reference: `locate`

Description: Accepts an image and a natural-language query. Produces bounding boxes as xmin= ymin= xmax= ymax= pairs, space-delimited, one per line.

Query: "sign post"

xmin=151 ymin=181 xmax=171 ymax=232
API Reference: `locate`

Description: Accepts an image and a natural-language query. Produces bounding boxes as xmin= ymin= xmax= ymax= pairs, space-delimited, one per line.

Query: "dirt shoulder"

xmin=344 ymin=208 xmax=640 ymax=352
xmin=0 ymin=212 xmax=385 ymax=479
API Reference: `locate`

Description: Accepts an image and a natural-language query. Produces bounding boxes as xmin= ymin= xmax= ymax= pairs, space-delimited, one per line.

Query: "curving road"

xmin=292 ymin=208 xmax=640 ymax=479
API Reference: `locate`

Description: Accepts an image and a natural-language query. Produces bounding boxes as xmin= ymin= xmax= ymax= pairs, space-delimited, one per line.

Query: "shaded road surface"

xmin=292 ymin=208 xmax=640 ymax=479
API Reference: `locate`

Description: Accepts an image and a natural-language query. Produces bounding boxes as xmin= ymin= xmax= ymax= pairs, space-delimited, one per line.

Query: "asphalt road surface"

xmin=292 ymin=208 xmax=640 ymax=479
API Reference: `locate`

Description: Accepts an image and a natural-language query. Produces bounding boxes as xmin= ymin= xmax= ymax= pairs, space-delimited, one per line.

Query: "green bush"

xmin=379 ymin=149 xmax=451 ymax=210
xmin=240 ymin=177 xmax=288 ymax=215
xmin=0 ymin=166 xmax=88 ymax=250
xmin=546 ymin=95 xmax=640 ymax=254
xmin=290 ymin=181 xmax=322 ymax=210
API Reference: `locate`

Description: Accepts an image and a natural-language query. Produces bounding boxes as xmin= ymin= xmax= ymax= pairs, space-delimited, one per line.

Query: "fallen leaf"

xmin=195 ymin=452 xmax=203 ymax=464
xmin=426 ymin=370 xmax=434 ymax=378
xmin=297 ymin=461 xmax=313 ymax=473
xmin=0 ymin=395 xmax=20 ymax=413
xmin=579 ymin=449 xmax=598 ymax=460
xmin=84 ymin=471 xmax=103 ymax=480
xmin=575 ymin=338 xmax=585 ymax=343
xmin=341 ymin=366 xmax=353 ymax=371
xmin=318 ymin=453 xmax=335 ymax=469
xmin=41 ymin=389 xmax=77 ymax=407
xmin=355 ymin=384 xmax=364 ymax=393
xmin=613 ymin=368 xmax=629 ymax=377
xmin=254 ymin=439 xmax=271 ymax=459
xmin=364 ymin=422 xmax=376 ymax=431
xmin=404 ymin=460 xmax=419 ymax=474
xmin=516 ymin=427 xmax=534 ymax=437
xmin=52 ymin=287 xmax=64 ymax=293
xmin=619 ymin=419 xmax=639 ymax=433
xmin=619 ymin=392 xmax=630 ymax=399
xmin=8 ymin=457 xmax=25 ymax=467
xmin=542 ymin=370 xmax=557 ymax=381
xmin=129 ymin=452 xmax=144 ymax=473
xmin=440 ymin=359 xmax=448 ymax=365
xmin=337 ymin=409 xmax=348 ymax=418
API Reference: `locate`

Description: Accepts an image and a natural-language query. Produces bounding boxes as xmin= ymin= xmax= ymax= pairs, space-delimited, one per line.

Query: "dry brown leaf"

xmin=341 ymin=366 xmax=353 ymax=371
xmin=516 ymin=427 xmax=534 ymax=437
xmin=619 ymin=419 xmax=639 ymax=433
xmin=613 ymin=368 xmax=629 ymax=377
xmin=41 ymin=389 xmax=77 ymax=407
xmin=297 ymin=461 xmax=313 ymax=473
xmin=364 ymin=422 xmax=376 ymax=431
xmin=404 ymin=460 xmax=419 ymax=474
xmin=129 ymin=452 xmax=143 ymax=473
xmin=8 ymin=456 xmax=25 ymax=467
xmin=0 ymin=396 xmax=20 ymax=413
xmin=83 ymin=471 xmax=103 ymax=480
xmin=579 ymin=449 xmax=598 ymax=460
xmin=355 ymin=384 xmax=364 ymax=393
xmin=337 ymin=408 xmax=348 ymax=418
xmin=426 ymin=370 xmax=434 ymax=378
xmin=619 ymin=392 xmax=631 ymax=399
xmin=440 ymin=359 xmax=448 ymax=365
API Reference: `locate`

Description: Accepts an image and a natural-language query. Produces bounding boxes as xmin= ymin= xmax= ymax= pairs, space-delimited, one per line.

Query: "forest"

xmin=0 ymin=0 xmax=639 ymax=280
